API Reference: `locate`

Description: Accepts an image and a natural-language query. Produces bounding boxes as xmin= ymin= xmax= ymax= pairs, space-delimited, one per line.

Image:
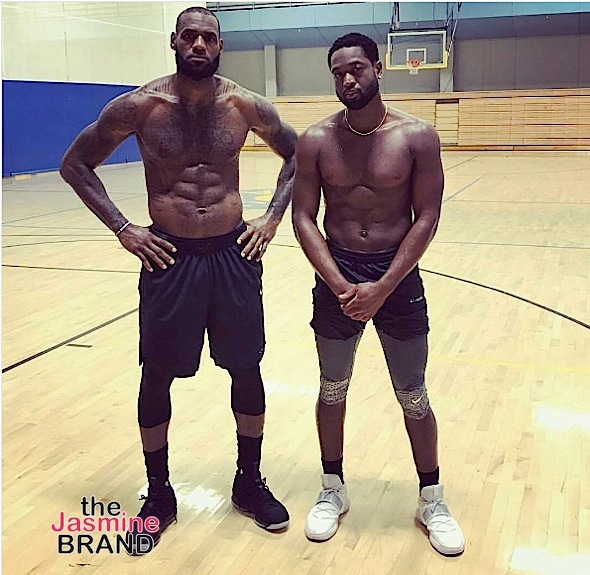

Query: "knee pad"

xmin=377 ymin=330 xmax=429 ymax=419
xmin=319 ymin=374 xmax=350 ymax=405
xmin=138 ymin=365 xmax=174 ymax=428
xmin=229 ymin=365 xmax=265 ymax=416
xmin=394 ymin=385 xmax=430 ymax=420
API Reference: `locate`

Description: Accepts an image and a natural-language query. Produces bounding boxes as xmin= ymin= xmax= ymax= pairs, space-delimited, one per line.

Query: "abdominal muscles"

xmin=146 ymin=161 xmax=243 ymax=238
xmin=323 ymin=184 xmax=412 ymax=252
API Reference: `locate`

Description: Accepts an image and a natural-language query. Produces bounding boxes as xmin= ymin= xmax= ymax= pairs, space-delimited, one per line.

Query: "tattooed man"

xmin=61 ymin=7 xmax=297 ymax=553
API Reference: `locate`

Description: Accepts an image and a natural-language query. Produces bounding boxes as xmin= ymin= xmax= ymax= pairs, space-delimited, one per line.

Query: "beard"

xmin=175 ymin=52 xmax=220 ymax=81
xmin=336 ymin=77 xmax=380 ymax=110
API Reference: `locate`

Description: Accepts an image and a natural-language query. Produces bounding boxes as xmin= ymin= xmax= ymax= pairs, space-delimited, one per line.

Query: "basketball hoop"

xmin=406 ymin=59 xmax=422 ymax=75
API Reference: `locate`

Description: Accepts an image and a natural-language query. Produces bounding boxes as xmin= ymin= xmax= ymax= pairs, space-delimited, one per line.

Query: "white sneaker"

xmin=304 ymin=474 xmax=350 ymax=541
xmin=416 ymin=484 xmax=465 ymax=556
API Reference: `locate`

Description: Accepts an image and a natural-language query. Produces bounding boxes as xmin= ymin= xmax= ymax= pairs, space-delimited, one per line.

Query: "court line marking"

xmin=2 ymin=225 xmax=110 ymax=231
xmin=452 ymin=199 xmax=590 ymax=205
xmin=3 ymin=234 xmax=110 ymax=237
xmin=432 ymin=240 xmax=590 ymax=250
xmin=2 ymin=188 xmax=143 ymax=195
xmin=2 ymin=309 xmax=138 ymax=374
xmin=443 ymin=156 xmax=477 ymax=171
xmin=467 ymin=167 xmax=590 ymax=175
xmin=3 ymin=239 xmax=114 ymax=249
xmin=1 ymin=188 xmax=271 ymax=226
xmin=422 ymin=268 xmax=590 ymax=330
xmin=3 ymin=264 xmax=136 ymax=274
xmin=2 ymin=193 xmax=145 ymax=225
xmin=3 ymin=234 xmax=589 ymax=251
xmin=3 ymin=256 xmax=588 ymax=373
xmin=442 ymin=177 xmax=483 ymax=203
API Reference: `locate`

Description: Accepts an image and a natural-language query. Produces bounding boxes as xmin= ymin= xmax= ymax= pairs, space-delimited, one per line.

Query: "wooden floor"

xmin=3 ymin=151 xmax=590 ymax=575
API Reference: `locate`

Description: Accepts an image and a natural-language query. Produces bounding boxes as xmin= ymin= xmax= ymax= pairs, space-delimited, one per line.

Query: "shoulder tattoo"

xmin=101 ymin=96 xmax=139 ymax=133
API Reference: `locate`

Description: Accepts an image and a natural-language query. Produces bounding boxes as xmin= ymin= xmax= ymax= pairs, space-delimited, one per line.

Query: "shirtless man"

xmin=292 ymin=33 xmax=464 ymax=555
xmin=60 ymin=7 xmax=297 ymax=553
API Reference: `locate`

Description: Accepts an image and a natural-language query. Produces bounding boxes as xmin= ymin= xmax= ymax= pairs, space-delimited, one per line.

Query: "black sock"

xmin=144 ymin=444 xmax=170 ymax=488
xmin=237 ymin=433 xmax=262 ymax=476
xmin=417 ymin=467 xmax=440 ymax=491
xmin=322 ymin=457 xmax=344 ymax=484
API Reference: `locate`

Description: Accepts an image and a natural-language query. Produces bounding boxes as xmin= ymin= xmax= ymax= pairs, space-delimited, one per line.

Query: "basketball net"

xmin=406 ymin=59 xmax=422 ymax=75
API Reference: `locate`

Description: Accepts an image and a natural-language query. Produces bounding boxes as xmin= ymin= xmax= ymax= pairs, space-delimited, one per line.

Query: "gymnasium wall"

xmin=220 ymin=33 xmax=590 ymax=96
xmin=257 ymin=89 xmax=590 ymax=151
xmin=2 ymin=80 xmax=140 ymax=176
xmin=3 ymin=2 xmax=590 ymax=176
xmin=455 ymin=34 xmax=590 ymax=91
xmin=1 ymin=1 xmax=202 ymax=84
xmin=268 ymin=45 xmax=440 ymax=97
xmin=1 ymin=1 xmax=202 ymax=176
xmin=217 ymin=49 xmax=265 ymax=96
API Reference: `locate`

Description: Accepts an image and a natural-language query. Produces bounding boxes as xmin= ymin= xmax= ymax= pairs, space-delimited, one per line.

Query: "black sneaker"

xmin=231 ymin=471 xmax=289 ymax=531
xmin=126 ymin=483 xmax=177 ymax=555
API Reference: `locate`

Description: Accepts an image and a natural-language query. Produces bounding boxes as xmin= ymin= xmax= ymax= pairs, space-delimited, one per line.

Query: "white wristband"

xmin=115 ymin=221 xmax=131 ymax=237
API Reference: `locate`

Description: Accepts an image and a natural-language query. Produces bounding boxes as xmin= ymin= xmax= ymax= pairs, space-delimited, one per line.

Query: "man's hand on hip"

xmin=238 ymin=215 xmax=279 ymax=262
xmin=118 ymin=224 xmax=177 ymax=272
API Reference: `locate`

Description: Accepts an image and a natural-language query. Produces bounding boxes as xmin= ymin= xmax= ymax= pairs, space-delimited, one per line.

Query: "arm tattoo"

xmin=255 ymin=98 xmax=278 ymax=129
xmin=251 ymin=96 xmax=298 ymax=221
xmin=266 ymin=126 xmax=298 ymax=159
xmin=267 ymin=153 xmax=296 ymax=221
xmin=61 ymin=95 xmax=140 ymax=232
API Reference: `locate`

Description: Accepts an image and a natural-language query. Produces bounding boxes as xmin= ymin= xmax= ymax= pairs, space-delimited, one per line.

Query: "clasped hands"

xmin=337 ymin=282 xmax=389 ymax=323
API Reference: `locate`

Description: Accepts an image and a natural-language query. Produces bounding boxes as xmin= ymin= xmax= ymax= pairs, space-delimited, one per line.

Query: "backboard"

xmin=386 ymin=30 xmax=448 ymax=72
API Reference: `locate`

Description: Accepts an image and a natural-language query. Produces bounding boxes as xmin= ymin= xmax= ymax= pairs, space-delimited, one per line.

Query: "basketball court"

xmin=3 ymin=149 xmax=590 ymax=574
xmin=2 ymin=1 xmax=590 ymax=574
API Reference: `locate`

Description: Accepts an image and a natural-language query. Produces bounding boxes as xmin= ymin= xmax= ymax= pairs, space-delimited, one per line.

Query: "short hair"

xmin=328 ymin=33 xmax=379 ymax=67
xmin=176 ymin=7 xmax=220 ymax=34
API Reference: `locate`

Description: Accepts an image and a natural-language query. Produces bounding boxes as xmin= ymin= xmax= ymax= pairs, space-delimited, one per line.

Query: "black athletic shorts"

xmin=311 ymin=240 xmax=429 ymax=341
xmin=139 ymin=222 xmax=265 ymax=376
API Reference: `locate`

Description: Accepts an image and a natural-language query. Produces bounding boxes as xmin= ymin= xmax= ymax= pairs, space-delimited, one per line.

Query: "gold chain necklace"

xmin=344 ymin=106 xmax=388 ymax=136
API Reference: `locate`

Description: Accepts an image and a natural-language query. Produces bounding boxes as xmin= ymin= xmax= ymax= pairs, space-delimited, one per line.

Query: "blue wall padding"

xmin=2 ymin=80 xmax=140 ymax=176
